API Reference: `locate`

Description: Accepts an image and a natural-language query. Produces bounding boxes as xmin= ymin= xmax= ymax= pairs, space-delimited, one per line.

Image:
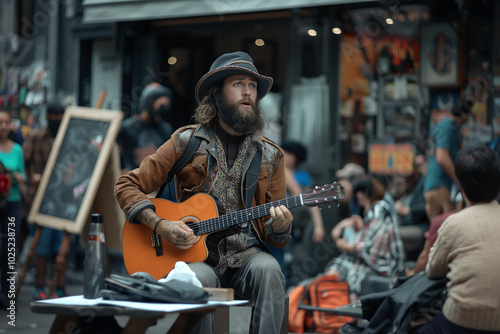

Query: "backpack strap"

xmin=244 ymin=145 xmax=262 ymax=209
xmin=156 ymin=126 xmax=202 ymax=199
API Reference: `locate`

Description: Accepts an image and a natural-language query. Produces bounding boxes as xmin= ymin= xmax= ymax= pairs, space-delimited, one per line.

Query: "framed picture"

xmin=420 ymin=22 xmax=464 ymax=87
xmin=429 ymin=88 xmax=461 ymax=132
xmin=464 ymin=77 xmax=488 ymax=124
xmin=28 ymin=106 xmax=124 ymax=234
xmin=368 ymin=143 xmax=414 ymax=176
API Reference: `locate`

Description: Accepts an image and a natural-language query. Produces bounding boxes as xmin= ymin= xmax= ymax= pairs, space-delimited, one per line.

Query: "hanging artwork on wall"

xmin=420 ymin=22 xmax=464 ymax=87
xmin=464 ymin=77 xmax=488 ymax=125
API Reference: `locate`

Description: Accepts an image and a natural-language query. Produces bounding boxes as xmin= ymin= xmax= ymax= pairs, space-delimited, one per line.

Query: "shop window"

xmin=302 ymin=37 xmax=322 ymax=78
xmin=17 ymin=0 xmax=34 ymax=39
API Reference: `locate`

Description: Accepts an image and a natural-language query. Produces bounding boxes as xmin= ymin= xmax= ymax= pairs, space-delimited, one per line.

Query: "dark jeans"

xmin=188 ymin=252 xmax=286 ymax=334
xmin=1 ymin=200 xmax=21 ymax=294
xmin=415 ymin=313 xmax=500 ymax=334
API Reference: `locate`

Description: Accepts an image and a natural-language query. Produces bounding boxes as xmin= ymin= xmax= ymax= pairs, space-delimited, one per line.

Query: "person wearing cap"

xmin=116 ymin=82 xmax=174 ymax=172
xmin=424 ymin=98 xmax=472 ymax=222
xmin=326 ymin=175 xmax=406 ymax=300
xmin=115 ymin=51 xmax=293 ymax=333
xmin=336 ymin=162 xmax=366 ymax=218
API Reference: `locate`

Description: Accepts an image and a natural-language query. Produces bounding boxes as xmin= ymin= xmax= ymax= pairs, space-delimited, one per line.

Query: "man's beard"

xmin=216 ymin=91 xmax=261 ymax=134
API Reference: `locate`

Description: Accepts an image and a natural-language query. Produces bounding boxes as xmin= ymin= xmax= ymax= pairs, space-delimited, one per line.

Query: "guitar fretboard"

xmin=190 ymin=195 xmax=303 ymax=235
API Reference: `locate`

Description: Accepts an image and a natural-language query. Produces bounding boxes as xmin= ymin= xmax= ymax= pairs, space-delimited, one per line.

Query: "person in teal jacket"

xmin=0 ymin=108 xmax=26 ymax=308
xmin=424 ymin=99 xmax=471 ymax=222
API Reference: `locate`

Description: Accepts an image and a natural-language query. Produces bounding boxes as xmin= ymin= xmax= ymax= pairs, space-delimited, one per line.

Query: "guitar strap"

xmin=153 ymin=126 xmax=202 ymax=256
xmin=155 ymin=126 xmax=202 ymax=200
xmin=245 ymin=144 xmax=262 ymax=209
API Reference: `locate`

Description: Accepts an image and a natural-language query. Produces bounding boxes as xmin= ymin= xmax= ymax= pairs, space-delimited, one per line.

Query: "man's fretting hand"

xmin=267 ymin=205 xmax=293 ymax=233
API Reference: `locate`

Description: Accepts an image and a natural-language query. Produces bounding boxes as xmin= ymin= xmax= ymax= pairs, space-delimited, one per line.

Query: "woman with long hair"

xmin=326 ymin=175 xmax=405 ymax=300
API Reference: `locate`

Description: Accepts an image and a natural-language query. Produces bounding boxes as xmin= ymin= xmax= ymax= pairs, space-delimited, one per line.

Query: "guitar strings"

xmin=181 ymin=184 xmax=340 ymax=234
xmin=184 ymin=196 xmax=302 ymax=234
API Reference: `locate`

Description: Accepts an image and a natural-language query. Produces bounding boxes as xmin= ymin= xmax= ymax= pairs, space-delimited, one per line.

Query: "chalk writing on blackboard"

xmin=39 ymin=118 xmax=109 ymax=221
xmin=29 ymin=106 xmax=123 ymax=234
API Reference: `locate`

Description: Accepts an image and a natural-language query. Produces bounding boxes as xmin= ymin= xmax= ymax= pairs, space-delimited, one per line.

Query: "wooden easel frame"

xmin=28 ymin=106 xmax=123 ymax=234
xmin=17 ymin=96 xmax=125 ymax=297
xmin=16 ymin=143 xmax=125 ymax=297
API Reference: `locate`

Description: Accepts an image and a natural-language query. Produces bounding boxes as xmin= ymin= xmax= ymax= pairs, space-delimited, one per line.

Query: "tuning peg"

xmin=328 ymin=204 xmax=331 ymax=209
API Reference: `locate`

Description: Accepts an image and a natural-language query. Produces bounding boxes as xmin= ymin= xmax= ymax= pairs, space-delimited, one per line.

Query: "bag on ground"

xmin=288 ymin=274 xmax=353 ymax=333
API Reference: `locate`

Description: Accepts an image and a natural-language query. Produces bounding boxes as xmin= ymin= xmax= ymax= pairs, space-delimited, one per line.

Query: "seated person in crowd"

xmin=407 ymin=190 xmax=465 ymax=275
xmin=336 ymin=163 xmax=366 ymax=218
xmin=281 ymin=140 xmax=325 ymax=244
xmin=326 ymin=175 xmax=406 ymax=301
xmin=420 ymin=145 xmax=500 ymax=333
xmin=268 ymin=140 xmax=325 ymax=286
xmin=395 ymin=152 xmax=430 ymax=261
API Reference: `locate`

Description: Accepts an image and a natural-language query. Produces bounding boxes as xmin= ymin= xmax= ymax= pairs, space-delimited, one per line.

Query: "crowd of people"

xmin=0 ymin=101 xmax=74 ymax=306
xmin=1 ymin=49 xmax=500 ymax=333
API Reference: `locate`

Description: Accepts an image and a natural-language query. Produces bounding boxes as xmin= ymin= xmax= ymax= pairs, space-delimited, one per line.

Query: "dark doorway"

xmin=157 ymin=34 xmax=214 ymax=129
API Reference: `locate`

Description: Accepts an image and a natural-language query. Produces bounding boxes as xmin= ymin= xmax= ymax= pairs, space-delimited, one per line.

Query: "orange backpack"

xmin=288 ymin=274 xmax=353 ymax=333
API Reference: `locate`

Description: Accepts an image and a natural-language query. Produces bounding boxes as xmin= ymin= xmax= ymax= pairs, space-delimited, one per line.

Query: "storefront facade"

xmin=1 ymin=0 xmax=498 ymax=198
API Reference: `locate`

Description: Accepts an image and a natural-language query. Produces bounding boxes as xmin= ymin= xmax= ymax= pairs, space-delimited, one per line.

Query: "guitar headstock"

xmin=302 ymin=182 xmax=345 ymax=207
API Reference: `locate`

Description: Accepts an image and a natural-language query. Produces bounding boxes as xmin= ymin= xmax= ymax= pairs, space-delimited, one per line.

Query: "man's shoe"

xmin=33 ymin=288 xmax=47 ymax=301
xmin=52 ymin=288 xmax=67 ymax=299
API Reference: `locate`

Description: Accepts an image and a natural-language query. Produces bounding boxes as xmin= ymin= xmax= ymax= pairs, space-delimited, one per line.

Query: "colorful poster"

xmin=368 ymin=144 xmax=414 ymax=175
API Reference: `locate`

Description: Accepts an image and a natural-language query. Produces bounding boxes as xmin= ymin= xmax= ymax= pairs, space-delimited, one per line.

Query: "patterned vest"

xmin=210 ymin=136 xmax=261 ymax=276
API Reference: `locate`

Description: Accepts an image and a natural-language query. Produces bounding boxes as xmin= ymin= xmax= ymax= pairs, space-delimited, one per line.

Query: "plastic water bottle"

xmin=83 ymin=213 xmax=107 ymax=299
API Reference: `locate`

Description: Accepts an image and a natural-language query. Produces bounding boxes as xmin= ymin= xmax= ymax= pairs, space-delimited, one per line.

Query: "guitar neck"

xmin=194 ymin=195 xmax=303 ymax=235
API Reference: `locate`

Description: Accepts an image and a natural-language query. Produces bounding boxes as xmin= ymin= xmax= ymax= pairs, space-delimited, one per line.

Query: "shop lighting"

xmin=168 ymin=56 xmax=177 ymax=65
xmin=308 ymin=29 xmax=317 ymax=37
xmin=332 ymin=27 xmax=342 ymax=35
xmin=255 ymin=39 xmax=265 ymax=46
xmin=386 ymin=17 xmax=394 ymax=24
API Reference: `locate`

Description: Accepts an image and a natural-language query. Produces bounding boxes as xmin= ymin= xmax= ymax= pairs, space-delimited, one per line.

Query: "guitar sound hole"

xmin=185 ymin=220 xmax=200 ymax=235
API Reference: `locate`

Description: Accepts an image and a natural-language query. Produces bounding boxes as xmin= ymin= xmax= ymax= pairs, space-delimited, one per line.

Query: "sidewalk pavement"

xmin=0 ymin=266 xmax=252 ymax=334
xmin=0 ymin=267 xmax=86 ymax=334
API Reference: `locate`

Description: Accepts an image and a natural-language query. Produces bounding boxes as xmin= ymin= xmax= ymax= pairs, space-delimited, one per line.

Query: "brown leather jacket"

xmin=115 ymin=124 xmax=291 ymax=248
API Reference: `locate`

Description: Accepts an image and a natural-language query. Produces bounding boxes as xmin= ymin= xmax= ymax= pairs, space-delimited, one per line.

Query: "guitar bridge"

xmin=151 ymin=232 xmax=163 ymax=257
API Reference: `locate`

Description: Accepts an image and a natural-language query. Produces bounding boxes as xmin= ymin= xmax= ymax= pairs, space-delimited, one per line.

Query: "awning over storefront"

xmin=82 ymin=0 xmax=375 ymax=23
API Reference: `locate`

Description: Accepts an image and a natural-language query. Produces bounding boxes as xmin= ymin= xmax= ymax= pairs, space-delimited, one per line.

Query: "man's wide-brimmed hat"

xmin=195 ymin=51 xmax=273 ymax=102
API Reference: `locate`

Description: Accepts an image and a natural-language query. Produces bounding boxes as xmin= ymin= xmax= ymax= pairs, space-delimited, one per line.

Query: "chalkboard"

xmin=28 ymin=106 xmax=124 ymax=234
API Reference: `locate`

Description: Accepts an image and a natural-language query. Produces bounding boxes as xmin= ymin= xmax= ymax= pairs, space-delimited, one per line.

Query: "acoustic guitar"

xmin=122 ymin=182 xmax=344 ymax=279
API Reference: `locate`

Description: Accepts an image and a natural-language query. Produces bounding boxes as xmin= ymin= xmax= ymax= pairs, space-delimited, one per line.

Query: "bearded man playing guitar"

xmin=115 ymin=51 xmax=296 ymax=334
